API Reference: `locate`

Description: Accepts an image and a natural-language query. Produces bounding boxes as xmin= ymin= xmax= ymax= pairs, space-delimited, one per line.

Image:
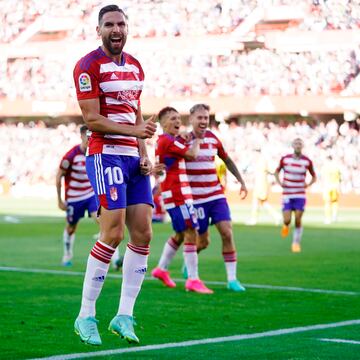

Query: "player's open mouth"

xmin=199 ymin=124 xmax=206 ymax=129
xmin=110 ymin=38 xmax=122 ymax=45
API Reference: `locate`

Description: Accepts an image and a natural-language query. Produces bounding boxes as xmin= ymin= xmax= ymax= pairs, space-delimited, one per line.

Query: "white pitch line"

xmin=0 ymin=266 xmax=359 ymax=296
xmin=319 ymin=338 xmax=360 ymax=345
xmin=28 ymin=319 xmax=360 ymax=360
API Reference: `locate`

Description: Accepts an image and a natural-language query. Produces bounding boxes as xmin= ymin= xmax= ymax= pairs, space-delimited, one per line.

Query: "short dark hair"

xmin=158 ymin=106 xmax=179 ymax=121
xmin=189 ymin=103 xmax=210 ymax=114
xmin=98 ymin=5 xmax=127 ymax=24
xmin=80 ymin=125 xmax=88 ymax=134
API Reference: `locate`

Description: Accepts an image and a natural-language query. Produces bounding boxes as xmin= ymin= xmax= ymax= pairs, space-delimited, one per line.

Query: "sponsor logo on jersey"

xmin=135 ymin=267 xmax=147 ymax=274
xmin=110 ymin=186 xmax=118 ymax=201
xmin=79 ymin=73 xmax=92 ymax=92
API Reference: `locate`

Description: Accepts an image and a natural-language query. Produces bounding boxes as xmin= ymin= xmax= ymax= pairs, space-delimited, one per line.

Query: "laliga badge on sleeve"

xmin=110 ymin=186 xmax=118 ymax=201
xmin=79 ymin=73 xmax=92 ymax=92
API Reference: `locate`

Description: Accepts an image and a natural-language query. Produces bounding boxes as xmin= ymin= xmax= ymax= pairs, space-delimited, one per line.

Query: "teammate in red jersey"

xmin=56 ymin=125 xmax=97 ymax=267
xmin=72 ymin=5 xmax=157 ymax=346
xmin=151 ymin=107 xmax=213 ymax=294
xmin=275 ymin=138 xmax=316 ymax=253
xmin=185 ymin=104 xmax=248 ymax=292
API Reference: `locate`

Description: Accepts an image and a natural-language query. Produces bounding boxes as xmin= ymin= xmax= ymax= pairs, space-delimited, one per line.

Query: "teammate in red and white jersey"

xmin=151 ymin=107 xmax=213 ymax=294
xmin=56 ymin=125 xmax=97 ymax=267
xmin=275 ymin=138 xmax=317 ymax=253
xmin=185 ymin=104 xmax=248 ymax=292
xmin=72 ymin=5 xmax=157 ymax=346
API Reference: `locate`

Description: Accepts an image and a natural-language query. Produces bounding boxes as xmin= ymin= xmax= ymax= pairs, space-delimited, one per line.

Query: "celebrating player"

xmin=185 ymin=104 xmax=248 ymax=292
xmin=72 ymin=5 xmax=157 ymax=346
xmin=151 ymin=107 xmax=213 ymax=294
xmin=56 ymin=125 xmax=97 ymax=266
xmin=275 ymin=138 xmax=317 ymax=253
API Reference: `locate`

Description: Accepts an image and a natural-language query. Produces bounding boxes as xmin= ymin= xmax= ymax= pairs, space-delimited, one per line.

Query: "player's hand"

xmin=239 ymin=183 xmax=248 ymax=200
xmin=179 ymin=131 xmax=192 ymax=142
xmin=153 ymin=162 xmax=166 ymax=176
xmin=135 ymin=115 xmax=157 ymax=139
xmin=58 ymin=200 xmax=67 ymax=211
xmin=140 ymin=157 xmax=153 ymax=175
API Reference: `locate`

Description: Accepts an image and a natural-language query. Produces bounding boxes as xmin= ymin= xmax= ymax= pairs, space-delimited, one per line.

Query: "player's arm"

xmin=135 ymin=105 xmax=154 ymax=175
xmin=78 ymin=98 xmax=156 ymax=139
xmin=183 ymin=138 xmax=201 ymax=160
xmin=223 ymin=156 xmax=248 ymax=199
xmin=56 ymin=168 xmax=67 ymax=211
xmin=305 ymin=162 xmax=317 ymax=188
xmin=274 ymin=159 xmax=283 ymax=187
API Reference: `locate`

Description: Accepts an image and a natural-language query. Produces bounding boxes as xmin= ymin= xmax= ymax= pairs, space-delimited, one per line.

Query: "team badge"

xmin=78 ymin=73 xmax=92 ymax=92
xmin=110 ymin=186 xmax=118 ymax=201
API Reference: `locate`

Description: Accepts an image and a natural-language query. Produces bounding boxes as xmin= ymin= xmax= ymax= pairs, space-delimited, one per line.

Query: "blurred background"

xmin=0 ymin=0 xmax=359 ymax=221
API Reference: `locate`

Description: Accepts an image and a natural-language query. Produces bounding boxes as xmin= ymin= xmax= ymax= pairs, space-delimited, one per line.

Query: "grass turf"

xmin=0 ymin=201 xmax=359 ymax=359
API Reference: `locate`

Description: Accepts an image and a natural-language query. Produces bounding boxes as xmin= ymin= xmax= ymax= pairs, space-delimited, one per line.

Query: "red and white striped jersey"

xmin=156 ymin=134 xmax=193 ymax=209
xmin=276 ymin=154 xmax=315 ymax=199
xmin=73 ymin=47 xmax=144 ymax=157
xmin=185 ymin=130 xmax=228 ymax=205
xmin=60 ymin=145 xmax=94 ymax=203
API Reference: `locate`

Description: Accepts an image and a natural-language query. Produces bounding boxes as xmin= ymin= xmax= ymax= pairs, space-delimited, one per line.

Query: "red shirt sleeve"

xmin=73 ymin=60 xmax=100 ymax=100
xmin=276 ymin=157 xmax=284 ymax=172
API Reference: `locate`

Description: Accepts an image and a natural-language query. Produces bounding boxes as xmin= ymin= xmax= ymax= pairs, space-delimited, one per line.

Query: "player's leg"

xmin=323 ymin=191 xmax=331 ymax=224
xmin=248 ymin=196 xmax=259 ymax=225
xmin=75 ymin=154 xmax=127 ymax=345
xmin=281 ymin=198 xmax=292 ymax=237
xmin=291 ymin=199 xmax=306 ymax=253
xmin=210 ymin=198 xmax=245 ymax=292
xmin=152 ymin=231 xmax=183 ymax=288
xmin=263 ymin=200 xmax=281 ymax=225
xmin=63 ymin=200 xmax=86 ymax=266
xmin=184 ymin=225 xmax=213 ymax=294
xmin=109 ymin=159 xmax=154 ymax=343
xmin=331 ymin=190 xmax=339 ymax=222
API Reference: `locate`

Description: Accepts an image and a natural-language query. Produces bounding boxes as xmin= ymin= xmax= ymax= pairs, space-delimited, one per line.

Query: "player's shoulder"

xmin=75 ymin=47 xmax=104 ymax=72
xmin=123 ymin=52 xmax=142 ymax=69
xmin=301 ymin=154 xmax=313 ymax=164
xmin=64 ymin=144 xmax=81 ymax=159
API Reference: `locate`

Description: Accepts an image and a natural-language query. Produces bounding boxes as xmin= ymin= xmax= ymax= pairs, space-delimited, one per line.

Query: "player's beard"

xmin=103 ymin=36 xmax=126 ymax=56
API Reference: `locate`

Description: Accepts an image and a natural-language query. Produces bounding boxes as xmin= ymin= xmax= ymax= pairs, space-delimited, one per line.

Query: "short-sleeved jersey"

xmin=60 ymin=145 xmax=94 ymax=202
xmin=185 ymin=130 xmax=228 ymax=205
xmin=276 ymin=154 xmax=315 ymax=199
xmin=156 ymin=134 xmax=192 ymax=209
xmin=73 ymin=47 xmax=144 ymax=157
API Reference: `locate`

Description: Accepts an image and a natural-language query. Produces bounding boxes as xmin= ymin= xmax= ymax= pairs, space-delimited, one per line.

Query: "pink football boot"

xmin=151 ymin=267 xmax=176 ymax=288
xmin=185 ymin=279 xmax=214 ymax=294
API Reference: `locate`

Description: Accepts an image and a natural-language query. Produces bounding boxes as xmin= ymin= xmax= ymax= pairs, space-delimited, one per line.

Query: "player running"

xmin=56 ymin=125 xmax=97 ymax=266
xmin=275 ymin=138 xmax=317 ymax=253
xmin=72 ymin=5 xmax=157 ymax=346
xmin=151 ymin=107 xmax=213 ymax=294
xmin=185 ymin=104 xmax=248 ymax=292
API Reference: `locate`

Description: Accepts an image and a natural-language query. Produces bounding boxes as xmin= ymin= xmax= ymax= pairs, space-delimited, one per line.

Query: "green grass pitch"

xmin=0 ymin=198 xmax=359 ymax=359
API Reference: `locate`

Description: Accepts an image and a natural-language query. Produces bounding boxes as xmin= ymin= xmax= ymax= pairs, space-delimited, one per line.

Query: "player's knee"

xmin=101 ymin=227 xmax=124 ymax=247
xmin=66 ymin=225 xmax=76 ymax=235
xmin=295 ymin=220 xmax=302 ymax=228
xmin=133 ymin=227 xmax=152 ymax=245
xmin=221 ymin=228 xmax=233 ymax=244
xmin=197 ymin=236 xmax=210 ymax=251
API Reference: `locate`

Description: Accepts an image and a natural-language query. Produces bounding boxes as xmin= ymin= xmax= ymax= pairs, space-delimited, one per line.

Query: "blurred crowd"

xmin=1 ymin=119 xmax=359 ymax=197
xmin=1 ymin=48 xmax=359 ymax=101
xmin=1 ymin=0 xmax=359 ymax=44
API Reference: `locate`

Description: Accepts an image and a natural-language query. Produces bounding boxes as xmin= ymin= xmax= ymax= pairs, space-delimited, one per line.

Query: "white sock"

xmin=158 ymin=237 xmax=179 ymax=270
xmin=118 ymin=244 xmax=149 ymax=316
xmin=223 ymin=251 xmax=237 ymax=281
xmin=292 ymin=227 xmax=303 ymax=244
xmin=79 ymin=241 xmax=115 ymax=318
xmin=63 ymin=229 xmax=75 ymax=257
xmin=183 ymin=243 xmax=198 ymax=280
